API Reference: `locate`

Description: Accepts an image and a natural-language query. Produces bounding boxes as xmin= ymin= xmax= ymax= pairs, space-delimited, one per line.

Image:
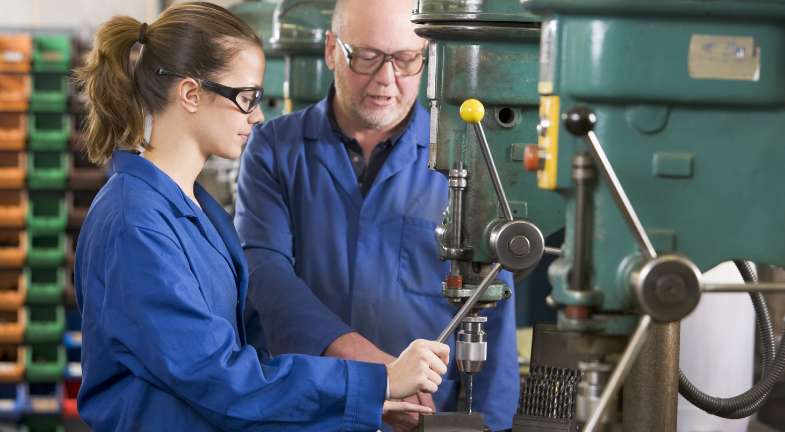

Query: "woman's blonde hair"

xmin=74 ymin=2 xmax=262 ymax=164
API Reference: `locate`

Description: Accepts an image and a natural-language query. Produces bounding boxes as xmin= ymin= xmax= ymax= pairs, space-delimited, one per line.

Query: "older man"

xmin=235 ymin=0 xmax=519 ymax=430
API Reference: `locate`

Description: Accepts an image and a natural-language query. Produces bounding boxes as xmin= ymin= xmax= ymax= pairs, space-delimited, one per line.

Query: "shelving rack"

xmin=0 ymin=32 xmax=104 ymax=432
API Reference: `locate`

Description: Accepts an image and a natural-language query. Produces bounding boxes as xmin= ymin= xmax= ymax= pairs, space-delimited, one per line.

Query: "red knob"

xmin=446 ymin=275 xmax=463 ymax=289
xmin=565 ymin=305 xmax=590 ymax=320
xmin=524 ymin=145 xmax=542 ymax=172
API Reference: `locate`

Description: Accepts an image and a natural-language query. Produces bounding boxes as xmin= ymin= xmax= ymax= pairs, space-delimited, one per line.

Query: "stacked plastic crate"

xmin=0 ymin=33 xmax=34 ymax=431
xmin=24 ymin=34 xmax=71 ymax=432
xmin=0 ymin=33 xmax=97 ymax=432
xmin=62 ymin=37 xmax=97 ymax=432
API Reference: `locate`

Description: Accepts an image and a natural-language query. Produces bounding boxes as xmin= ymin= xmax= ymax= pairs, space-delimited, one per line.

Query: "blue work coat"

xmin=235 ymin=98 xmax=520 ymax=431
xmin=75 ymin=150 xmax=386 ymax=432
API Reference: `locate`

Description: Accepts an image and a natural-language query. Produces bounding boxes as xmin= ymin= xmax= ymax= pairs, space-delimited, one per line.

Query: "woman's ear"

xmin=177 ymin=78 xmax=201 ymax=113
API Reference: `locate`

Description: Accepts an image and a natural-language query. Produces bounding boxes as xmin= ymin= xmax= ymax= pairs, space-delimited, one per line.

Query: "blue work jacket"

xmin=75 ymin=150 xmax=386 ymax=432
xmin=235 ymin=98 xmax=520 ymax=431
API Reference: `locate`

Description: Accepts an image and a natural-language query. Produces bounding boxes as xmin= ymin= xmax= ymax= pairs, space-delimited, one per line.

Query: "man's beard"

xmin=334 ymin=67 xmax=420 ymax=130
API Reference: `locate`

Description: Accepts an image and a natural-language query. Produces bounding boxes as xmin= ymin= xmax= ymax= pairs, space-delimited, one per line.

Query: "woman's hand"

xmin=382 ymin=400 xmax=433 ymax=431
xmin=386 ymin=339 xmax=450 ymax=399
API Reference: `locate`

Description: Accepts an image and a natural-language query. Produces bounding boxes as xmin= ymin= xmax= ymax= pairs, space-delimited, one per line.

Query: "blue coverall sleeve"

xmin=235 ymin=125 xmax=356 ymax=357
xmin=100 ymin=226 xmax=386 ymax=431
xmin=471 ymin=270 xmax=520 ymax=431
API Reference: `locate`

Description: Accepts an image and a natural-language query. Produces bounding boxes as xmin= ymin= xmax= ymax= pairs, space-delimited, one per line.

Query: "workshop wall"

xmin=0 ymin=0 xmax=159 ymax=31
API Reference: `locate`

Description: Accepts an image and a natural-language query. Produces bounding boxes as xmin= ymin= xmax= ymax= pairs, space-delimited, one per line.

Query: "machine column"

xmin=622 ymin=321 xmax=680 ymax=432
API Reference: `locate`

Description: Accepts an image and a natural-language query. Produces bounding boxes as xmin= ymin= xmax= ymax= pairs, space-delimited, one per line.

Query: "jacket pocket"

xmin=398 ymin=216 xmax=449 ymax=297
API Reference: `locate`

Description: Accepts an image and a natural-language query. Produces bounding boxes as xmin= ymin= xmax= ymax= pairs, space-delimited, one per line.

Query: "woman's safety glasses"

xmin=155 ymin=69 xmax=264 ymax=114
xmin=335 ymin=37 xmax=426 ymax=76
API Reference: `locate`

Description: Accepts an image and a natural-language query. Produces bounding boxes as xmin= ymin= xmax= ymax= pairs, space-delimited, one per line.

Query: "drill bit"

xmin=466 ymin=373 xmax=473 ymax=413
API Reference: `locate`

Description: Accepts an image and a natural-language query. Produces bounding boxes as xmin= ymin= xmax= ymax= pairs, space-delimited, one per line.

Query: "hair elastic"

xmin=138 ymin=22 xmax=148 ymax=45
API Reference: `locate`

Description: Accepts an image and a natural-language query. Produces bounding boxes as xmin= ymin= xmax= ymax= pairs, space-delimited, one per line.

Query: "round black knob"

xmin=562 ymin=105 xmax=596 ymax=136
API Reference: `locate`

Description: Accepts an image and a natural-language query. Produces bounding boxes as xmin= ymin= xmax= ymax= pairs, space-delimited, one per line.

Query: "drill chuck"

xmin=456 ymin=316 xmax=488 ymax=374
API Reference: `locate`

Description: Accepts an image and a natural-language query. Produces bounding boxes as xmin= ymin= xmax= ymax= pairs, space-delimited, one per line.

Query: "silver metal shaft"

xmin=437 ymin=263 xmax=504 ymax=344
xmin=472 ymin=122 xmax=513 ymax=223
xmin=583 ymin=314 xmax=653 ymax=432
xmin=582 ymin=132 xmax=657 ymax=261
xmin=544 ymin=247 xmax=563 ymax=257
xmin=450 ymin=187 xmax=463 ymax=248
xmin=466 ymin=373 xmax=473 ymax=413
xmin=571 ymin=152 xmax=591 ymax=291
xmin=703 ymin=282 xmax=785 ymax=293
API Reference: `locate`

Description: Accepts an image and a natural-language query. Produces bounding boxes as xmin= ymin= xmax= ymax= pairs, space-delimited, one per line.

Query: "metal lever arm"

xmin=563 ymin=106 xmax=658 ymax=262
xmin=583 ymin=315 xmax=653 ymax=432
xmin=703 ymin=282 xmax=785 ymax=293
xmin=460 ymin=99 xmax=514 ymax=223
xmin=437 ymin=263 xmax=504 ymax=343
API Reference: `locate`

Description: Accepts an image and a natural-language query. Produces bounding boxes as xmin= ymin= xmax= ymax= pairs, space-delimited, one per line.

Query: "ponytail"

xmin=74 ymin=2 xmax=263 ymax=165
xmin=75 ymin=15 xmax=146 ymax=165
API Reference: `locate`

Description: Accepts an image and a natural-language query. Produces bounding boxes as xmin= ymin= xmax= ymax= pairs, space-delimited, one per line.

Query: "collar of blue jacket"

xmin=301 ymin=97 xmax=429 ymax=148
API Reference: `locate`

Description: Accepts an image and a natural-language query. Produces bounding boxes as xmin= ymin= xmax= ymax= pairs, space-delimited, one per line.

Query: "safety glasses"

xmin=155 ymin=68 xmax=264 ymax=114
xmin=335 ymin=37 xmax=426 ymax=76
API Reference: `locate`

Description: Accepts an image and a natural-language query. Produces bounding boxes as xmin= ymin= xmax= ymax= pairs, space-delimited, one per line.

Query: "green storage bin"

xmin=28 ymin=114 xmax=69 ymax=151
xmin=27 ymin=152 xmax=67 ymax=190
xmin=26 ymin=193 xmax=67 ymax=234
xmin=32 ymin=36 xmax=71 ymax=73
xmin=22 ymin=424 xmax=66 ymax=432
xmin=22 ymin=426 xmax=66 ymax=432
xmin=24 ymin=344 xmax=65 ymax=382
xmin=24 ymin=268 xmax=64 ymax=304
xmin=26 ymin=234 xmax=66 ymax=267
xmin=25 ymin=305 xmax=64 ymax=344
xmin=29 ymin=75 xmax=68 ymax=112
xmin=24 ymin=415 xmax=66 ymax=432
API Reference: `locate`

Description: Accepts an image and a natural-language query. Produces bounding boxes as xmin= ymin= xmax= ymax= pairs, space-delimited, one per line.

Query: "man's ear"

xmin=177 ymin=78 xmax=201 ymax=113
xmin=325 ymin=30 xmax=337 ymax=72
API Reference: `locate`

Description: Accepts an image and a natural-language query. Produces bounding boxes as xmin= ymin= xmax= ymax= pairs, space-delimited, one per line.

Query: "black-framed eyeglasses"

xmin=154 ymin=68 xmax=264 ymax=114
xmin=335 ymin=36 xmax=426 ymax=76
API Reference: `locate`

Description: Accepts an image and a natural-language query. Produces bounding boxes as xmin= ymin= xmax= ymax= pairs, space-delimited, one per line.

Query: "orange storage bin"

xmin=0 ymin=35 xmax=32 ymax=73
xmin=0 ymin=151 xmax=24 ymax=188
xmin=67 ymin=190 xmax=97 ymax=229
xmin=68 ymin=151 xmax=105 ymax=190
xmin=0 ymin=74 xmax=30 ymax=112
xmin=0 ymin=229 xmax=25 ymax=268
xmin=64 ymin=266 xmax=75 ymax=307
xmin=0 ymin=269 xmax=25 ymax=311
xmin=65 ymin=231 xmax=76 ymax=271
xmin=0 ymin=307 xmax=25 ymax=344
xmin=0 ymin=114 xmax=27 ymax=151
xmin=0 ymin=190 xmax=27 ymax=228
xmin=0 ymin=345 xmax=24 ymax=383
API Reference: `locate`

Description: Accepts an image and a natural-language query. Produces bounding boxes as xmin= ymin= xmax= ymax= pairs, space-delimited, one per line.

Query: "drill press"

xmin=411 ymin=1 xmax=565 ymax=429
xmin=415 ymin=0 xmax=785 ymax=430
xmin=520 ymin=0 xmax=785 ymax=430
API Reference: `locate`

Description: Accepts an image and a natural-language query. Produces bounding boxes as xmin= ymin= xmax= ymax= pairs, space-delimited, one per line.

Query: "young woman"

xmin=73 ymin=3 xmax=449 ymax=431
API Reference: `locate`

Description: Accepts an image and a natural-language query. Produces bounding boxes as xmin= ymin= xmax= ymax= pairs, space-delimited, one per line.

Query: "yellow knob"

xmin=460 ymin=99 xmax=485 ymax=124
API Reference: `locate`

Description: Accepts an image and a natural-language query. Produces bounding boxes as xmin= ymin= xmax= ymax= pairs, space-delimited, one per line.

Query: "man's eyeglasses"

xmin=335 ymin=37 xmax=426 ymax=76
xmin=154 ymin=69 xmax=264 ymax=114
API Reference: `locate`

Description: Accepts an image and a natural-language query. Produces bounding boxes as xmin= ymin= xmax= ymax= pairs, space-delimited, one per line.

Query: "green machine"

xmin=513 ymin=0 xmax=785 ymax=431
xmin=230 ymin=0 xmax=286 ymax=120
xmin=270 ymin=0 xmax=335 ymax=113
xmin=411 ymin=1 xmax=565 ymax=430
